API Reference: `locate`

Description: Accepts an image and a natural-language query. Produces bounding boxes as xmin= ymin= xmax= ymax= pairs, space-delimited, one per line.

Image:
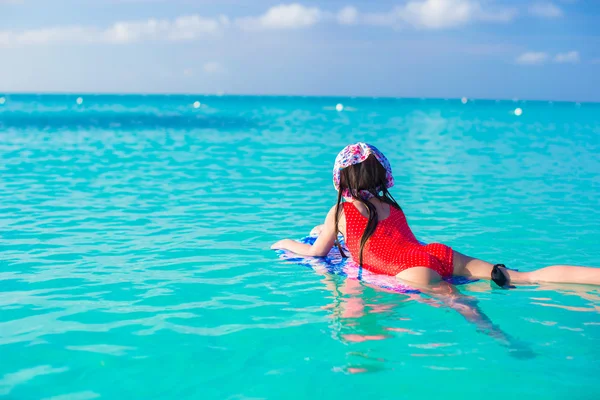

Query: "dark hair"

xmin=334 ymin=155 xmax=401 ymax=266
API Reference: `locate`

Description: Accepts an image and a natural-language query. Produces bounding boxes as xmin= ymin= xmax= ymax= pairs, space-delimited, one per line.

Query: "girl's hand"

xmin=270 ymin=205 xmax=339 ymax=257
xmin=310 ymin=224 xmax=324 ymax=236
xmin=270 ymin=239 xmax=292 ymax=250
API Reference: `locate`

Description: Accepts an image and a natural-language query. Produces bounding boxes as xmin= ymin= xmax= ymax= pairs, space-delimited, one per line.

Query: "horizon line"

xmin=0 ymin=92 xmax=597 ymax=105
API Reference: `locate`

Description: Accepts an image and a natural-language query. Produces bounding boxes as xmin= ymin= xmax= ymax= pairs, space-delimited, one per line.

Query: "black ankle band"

xmin=491 ymin=264 xmax=509 ymax=287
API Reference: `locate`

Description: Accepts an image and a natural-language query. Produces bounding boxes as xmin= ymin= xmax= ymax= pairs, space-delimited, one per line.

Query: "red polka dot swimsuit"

xmin=342 ymin=202 xmax=454 ymax=278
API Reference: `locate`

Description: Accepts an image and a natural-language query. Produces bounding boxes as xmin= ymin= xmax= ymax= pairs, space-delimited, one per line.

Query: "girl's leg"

xmin=395 ymin=250 xmax=445 ymax=285
xmin=396 ymin=267 xmax=442 ymax=285
xmin=453 ymin=251 xmax=600 ymax=285
xmin=452 ymin=252 xmax=530 ymax=282
xmin=527 ymin=265 xmax=600 ymax=285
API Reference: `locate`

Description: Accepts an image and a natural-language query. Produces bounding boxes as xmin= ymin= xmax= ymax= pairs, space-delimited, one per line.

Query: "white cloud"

xmin=0 ymin=1 xmax=522 ymax=48
xmin=99 ymin=14 xmax=228 ymax=43
xmin=357 ymin=0 xmax=516 ymax=30
xmin=516 ymin=51 xmax=549 ymax=65
xmin=554 ymin=51 xmax=579 ymax=63
xmin=103 ymin=19 xmax=166 ymax=43
xmin=529 ymin=2 xmax=563 ymax=18
xmin=236 ymin=3 xmax=322 ymax=30
xmin=203 ymin=62 xmax=222 ymax=74
xmin=401 ymin=0 xmax=480 ymax=29
xmin=515 ymin=50 xmax=581 ymax=65
xmin=0 ymin=14 xmax=226 ymax=47
xmin=337 ymin=6 xmax=359 ymax=25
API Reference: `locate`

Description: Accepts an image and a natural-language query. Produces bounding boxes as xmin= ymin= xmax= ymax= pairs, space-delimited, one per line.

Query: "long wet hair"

xmin=334 ymin=155 xmax=401 ymax=266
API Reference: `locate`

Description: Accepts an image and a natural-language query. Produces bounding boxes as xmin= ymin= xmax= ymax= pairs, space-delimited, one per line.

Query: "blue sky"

xmin=1 ymin=0 xmax=599 ymax=101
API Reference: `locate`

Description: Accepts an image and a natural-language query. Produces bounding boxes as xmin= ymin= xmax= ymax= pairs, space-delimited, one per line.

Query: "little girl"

xmin=272 ymin=142 xmax=600 ymax=287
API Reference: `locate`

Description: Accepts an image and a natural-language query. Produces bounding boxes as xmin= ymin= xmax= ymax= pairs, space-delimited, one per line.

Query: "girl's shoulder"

xmin=323 ymin=203 xmax=346 ymax=223
xmin=330 ymin=203 xmax=347 ymax=218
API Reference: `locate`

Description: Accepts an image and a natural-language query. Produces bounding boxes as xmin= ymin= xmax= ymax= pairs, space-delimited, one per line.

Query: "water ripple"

xmin=1 ymin=96 xmax=599 ymax=399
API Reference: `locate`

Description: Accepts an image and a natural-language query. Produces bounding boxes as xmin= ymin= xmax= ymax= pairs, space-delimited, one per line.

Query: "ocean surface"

xmin=0 ymin=94 xmax=599 ymax=399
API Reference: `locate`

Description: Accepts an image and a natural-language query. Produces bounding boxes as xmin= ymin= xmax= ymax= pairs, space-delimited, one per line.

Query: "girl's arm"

xmin=271 ymin=206 xmax=338 ymax=257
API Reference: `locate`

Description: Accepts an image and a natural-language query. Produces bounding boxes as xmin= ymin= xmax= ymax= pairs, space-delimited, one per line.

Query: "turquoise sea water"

xmin=1 ymin=94 xmax=599 ymax=399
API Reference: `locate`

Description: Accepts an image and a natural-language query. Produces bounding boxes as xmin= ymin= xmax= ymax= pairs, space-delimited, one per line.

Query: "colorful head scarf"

xmin=333 ymin=142 xmax=394 ymax=201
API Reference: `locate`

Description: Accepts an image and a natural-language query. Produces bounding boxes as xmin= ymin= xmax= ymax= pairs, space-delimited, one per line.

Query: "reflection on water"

xmin=316 ymin=269 xmax=600 ymax=373
xmin=315 ymin=270 xmax=594 ymax=371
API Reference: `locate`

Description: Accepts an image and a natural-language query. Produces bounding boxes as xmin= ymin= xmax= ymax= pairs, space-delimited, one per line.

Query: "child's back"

xmin=342 ymin=200 xmax=454 ymax=278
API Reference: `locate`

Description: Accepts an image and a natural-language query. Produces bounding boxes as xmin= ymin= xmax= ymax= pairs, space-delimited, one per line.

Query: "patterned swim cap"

xmin=333 ymin=142 xmax=394 ymax=200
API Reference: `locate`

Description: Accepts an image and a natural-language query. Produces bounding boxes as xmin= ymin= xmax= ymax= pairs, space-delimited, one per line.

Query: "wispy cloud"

xmin=0 ymin=15 xmax=228 ymax=47
xmin=345 ymin=0 xmax=516 ymax=30
xmin=516 ymin=50 xmax=581 ymax=65
xmin=0 ymin=1 xmax=521 ymax=48
xmin=394 ymin=0 xmax=477 ymax=29
xmin=402 ymin=0 xmax=516 ymax=28
xmin=516 ymin=51 xmax=549 ymax=65
xmin=235 ymin=4 xmax=322 ymax=30
xmin=554 ymin=51 xmax=579 ymax=63
xmin=105 ymin=15 xmax=228 ymax=43
xmin=529 ymin=2 xmax=563 ymax=18
xmin=337 ymin=6 xmax=359 ymax=25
